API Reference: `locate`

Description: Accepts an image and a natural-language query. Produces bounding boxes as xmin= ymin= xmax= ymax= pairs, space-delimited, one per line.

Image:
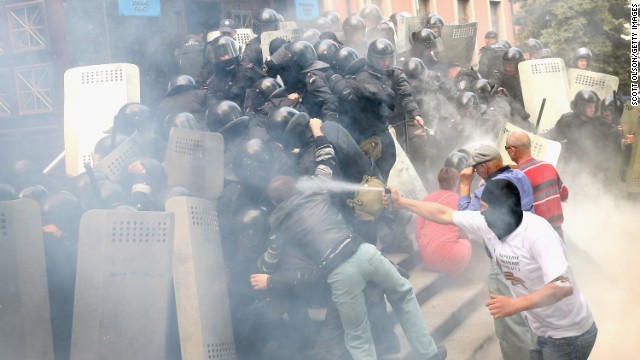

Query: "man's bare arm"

xmin=387 ymin=186 xmax=455 ymax=225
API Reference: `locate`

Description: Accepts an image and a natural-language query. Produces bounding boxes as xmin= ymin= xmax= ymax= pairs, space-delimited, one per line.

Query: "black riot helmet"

xmin=520 ymin=38 xmax=542 ymax=59
xmin=601 ymin=95 xmax=624 ymax=118
xmin=453 ymin=68 xmax=480 ymax=94
xmin=233 ymin=138 xmax=275 ymax=190
xmin=232 ymin=206 xmax=270 ymax=258
xmin=163 ymin=112 xmax=198 ymax=138
xmin=311 ymin=16 xmax=333 ymax=31
xmin=331 ymin=47 xmax=365 ymax=76
xmin=426 ymin=14 xmax=444 ymax=36
xmin=323 ymin=11 xmax=342 ymax=29
xmin=389 ymin=12 xmax=412 ymax=29
xmin=456 ymin=92 xmax=484 ymax=115
xmin=360 ymin=4 xmax=383 ymax=27
xmin=253 ymin=77 xmax=282 ymax=102
xmin=0 ymin=183 xmax=16 ymax=201
xmin=410 ymin=28 xmax=440 ymax=52
xmin=402 ymin=57 xmax=427 ymax=81
xmin=570 ymin=89 xmax=600 ymax=117
xmin=167 ymin=75 xmax=197 ymax=96
xmin=114 ymin=102 xmax=152 ymax=136
xmin=342 ymin=15 xmax=366 ymax=42
xmin=302 ymin=28 xmax=321 ymax=44
xmin=206 ymin=100 xmax=242 ymax=129
xmin=253 ymin=8 xmax=281 ymax=35
xmin=367 ymin=38 xmax=396 ymax=72
xmin=444 ymin=151 xmax=470 ymax=173
xmin=573 ymin=47 xmax=592 ymax=70
xmin=209 ymin=36 xmax=240 ymax=73
xmin=265 ymin=106 xmax=299 ymax=144
xmin=314 ymin=39 xmax=341 ymax=63
xmin=18 ymin=184 xmax=48 ymax=203
xmin=472 ymin=79 xmax=493 ymax=104
xmin=40 ymin=191 xmax=83 ymax=234
xmin=288 ymin=40 xmax=317 ymax=69
xmin=502 ymin=47 xmax=525 ymax=75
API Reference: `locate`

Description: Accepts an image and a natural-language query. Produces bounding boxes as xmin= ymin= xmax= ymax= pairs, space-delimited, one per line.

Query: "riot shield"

xmin=93 ymin=131 xmax=151 ymax=182
xmin=166 ymin=196 xmax=236 ymax=360
xmin=64 ymin=63 xmax=140 ymax=176
xmin=0 ymin=199 xmax=54 ymax=360
xmin=164 ymin=128 xmax=224 ymax=200
xmin=260 ymin=29 xmax=303 ymax=62
xmin=280 ymin=21 xmax=299 ymax=30
xmin=206 ymin=28 xmax=256 ymax=45
xmin=438 ymin=22 xmax=477 ymax=68
xmin=518 ymin=58 xmax=572 ymax=134
xmin=567 ymin=68 xmax=619 ymax=100
xmin=496 ymin=122 xmax=563 ymax=167
xmin=70 ymin=210 xmax=175 ymax=360
xmin=388 ymin=127 xmax=428 ymax=201
xmin=621 ymin=101 xmax=640 ymax=136
xmin=396 ymin=16 xmax=427 ymax=54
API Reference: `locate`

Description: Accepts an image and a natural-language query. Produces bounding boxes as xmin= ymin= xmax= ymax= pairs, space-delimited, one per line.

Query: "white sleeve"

xmin=452 ymin=211 xmax=493 ymax=241
xmin=529 ymin=226 xmax=571 ymax=285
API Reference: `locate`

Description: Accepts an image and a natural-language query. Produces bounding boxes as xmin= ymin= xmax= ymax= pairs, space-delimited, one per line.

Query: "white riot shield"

xmin=0 ymin=199 xmax=54 ymax=360
xmin=93 ymin=131 xmax=151 ymax=182
xmin=439 ymin=22 xmax=477 ymax=68
xmin=70 ymin=210 xmax=174 ymax=360
xmin=388 ymin=128 xmax=428 ymax=201
xmin=621 ymin=101 xmax=640 ymax=136
xmin=519 ymin=58 xmax=572 ymax=134
xmin=496 ymin=122 xmax=563 ymax=167
xmin=396 ymin=16 xmax=427 ymax=54
xmin=164 ymin=128 xmax=224 ymax=200
xmin=260 ymin=29 xmax=303 ymax=62
xmin=206 ymin=28 xmax=256 ymax=45
xmin=64 ymin=63 xmax=140 ymax=176
xmin=626 ymin=133 xmax=640 ymax=193
xmin=166 ymin=196 xmax=236 ymax=360
xmin=567 ymin=68 xmax=619 ymax=100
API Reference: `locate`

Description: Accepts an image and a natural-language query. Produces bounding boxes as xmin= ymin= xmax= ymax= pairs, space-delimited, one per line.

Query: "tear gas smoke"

xmin=296 ymin=177 xmax=385 ymax=194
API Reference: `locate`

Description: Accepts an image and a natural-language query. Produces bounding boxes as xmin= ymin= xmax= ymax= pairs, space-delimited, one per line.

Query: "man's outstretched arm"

xmin=386 ymin=186 xmax=455 ymax=225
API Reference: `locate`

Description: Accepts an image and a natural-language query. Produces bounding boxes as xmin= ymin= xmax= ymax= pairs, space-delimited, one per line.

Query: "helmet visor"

xmin=212 ymin=41 xmax=239 ymax=62
xmin=369 ymin=52 xmax=396 ymax=70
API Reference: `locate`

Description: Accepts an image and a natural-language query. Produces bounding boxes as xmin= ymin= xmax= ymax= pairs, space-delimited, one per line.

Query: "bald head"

xmin=506 ymin=130 xmax=532 ymax=164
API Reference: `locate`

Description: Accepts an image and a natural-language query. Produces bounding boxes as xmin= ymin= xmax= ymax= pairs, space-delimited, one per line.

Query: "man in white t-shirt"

xmin=386 ymin=179 xmax=597 ymax=359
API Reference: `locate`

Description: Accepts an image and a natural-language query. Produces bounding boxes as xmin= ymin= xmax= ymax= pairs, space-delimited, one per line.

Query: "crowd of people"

xmin=1 ymin=4 xmax=628 ymax=360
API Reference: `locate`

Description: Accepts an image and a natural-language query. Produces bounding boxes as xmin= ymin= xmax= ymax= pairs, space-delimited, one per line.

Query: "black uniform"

xmin=204 ymin=62 xmax=266 ymax=109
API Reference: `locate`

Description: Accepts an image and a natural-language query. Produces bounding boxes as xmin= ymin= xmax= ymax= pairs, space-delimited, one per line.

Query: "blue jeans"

xmin=529 ymin=322 xmax=597 ymax=360
xmin=327 ymin=243 xmax=438 ymax=360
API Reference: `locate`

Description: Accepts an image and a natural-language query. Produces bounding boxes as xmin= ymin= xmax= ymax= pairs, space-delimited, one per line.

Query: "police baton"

xmin=535 ymin=98 xmax=546 ymax=134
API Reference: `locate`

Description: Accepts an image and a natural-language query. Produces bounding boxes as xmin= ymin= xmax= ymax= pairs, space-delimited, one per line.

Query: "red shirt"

xmin=518 ymin=158 xmax=568 ymax=228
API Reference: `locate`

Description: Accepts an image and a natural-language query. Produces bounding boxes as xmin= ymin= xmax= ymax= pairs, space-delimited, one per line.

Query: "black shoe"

xmin=433 ymin=345 xmax=447 ymax=360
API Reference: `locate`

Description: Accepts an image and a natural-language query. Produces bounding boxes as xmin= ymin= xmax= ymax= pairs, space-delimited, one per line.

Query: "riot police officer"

xmin=241 ymin=8 xmax=281 ymax=69
xmin=342 ymin=15 xmax=369 ymax=56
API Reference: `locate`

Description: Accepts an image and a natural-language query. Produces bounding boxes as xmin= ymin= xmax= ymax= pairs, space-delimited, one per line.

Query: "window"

xmin=6 ymin=1 xmax=49 ymax=53
xmin=15 ymin=64 xmax=53 ymax=115
xmin=491 ymin=1 xmax=501 ymax=34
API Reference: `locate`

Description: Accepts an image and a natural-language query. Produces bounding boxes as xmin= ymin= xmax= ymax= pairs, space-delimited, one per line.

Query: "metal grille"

xmin=14 ymin=63 xmax=52 ymax=114
xmin=80 ymin=68 xmax=124 ymax=85
xmin=206 ymin=342 xmax=236 ymax=360
xmin=452 ymin=26 xmax=474 ymax=38
xmin=110 ymin=219 xmax=169 ymax=243
xmin=0 ymin=211 xmax=7 ymax=238
xmin=573 ymin=73 xmax=607 ymax=89
xmin=7 ymin=1 xmax=48 ymax=52
xmin=173 ymin=136 xmax=204 ymax=157
xmin=189 ymin=205 xmax=218 ymax=229
xmin=529 ymin=61 xmax=562 ymax=75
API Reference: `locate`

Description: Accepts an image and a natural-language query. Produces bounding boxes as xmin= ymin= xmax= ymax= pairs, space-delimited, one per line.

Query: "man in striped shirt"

xmin=506 ymin=130 xmax=569 ymax=237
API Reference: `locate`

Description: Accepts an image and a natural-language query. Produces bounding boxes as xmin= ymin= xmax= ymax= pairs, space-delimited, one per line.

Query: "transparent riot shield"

xmin=388 ymin=127 xmax=428 ymax=201
xmin=64 ymin=63 xmax=140 ymax=176
xmin=624 ymin=102 xmax=640 ymax=193
xmin=567 ymin=68 xmax=619 ymax=100
xmin=621 ymin=101 xmax=640 ymax=136
xmin=518 ymin=58 xmax=572 ymax=134
xmin=396 ymin=16 xmax=427 ymax=54
xmin=260 ymin=29 xmax=303 ymax=62
xmin=496 ymin=122 xmax=563 ymax=167
xmin=0 ymin=199 xmax=54 ymax=360
xmin=93 ymin=131 xmax=151 ymax=182
xmin=164 ymin=128 xmax=224 ymax=201
xmin=439 ymin=22 xmax=477 ymax=68
xmin=70 ymin=210 xmax=174 ymax=360
xmin=166 ymin=196 xmax=236 ymax=360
